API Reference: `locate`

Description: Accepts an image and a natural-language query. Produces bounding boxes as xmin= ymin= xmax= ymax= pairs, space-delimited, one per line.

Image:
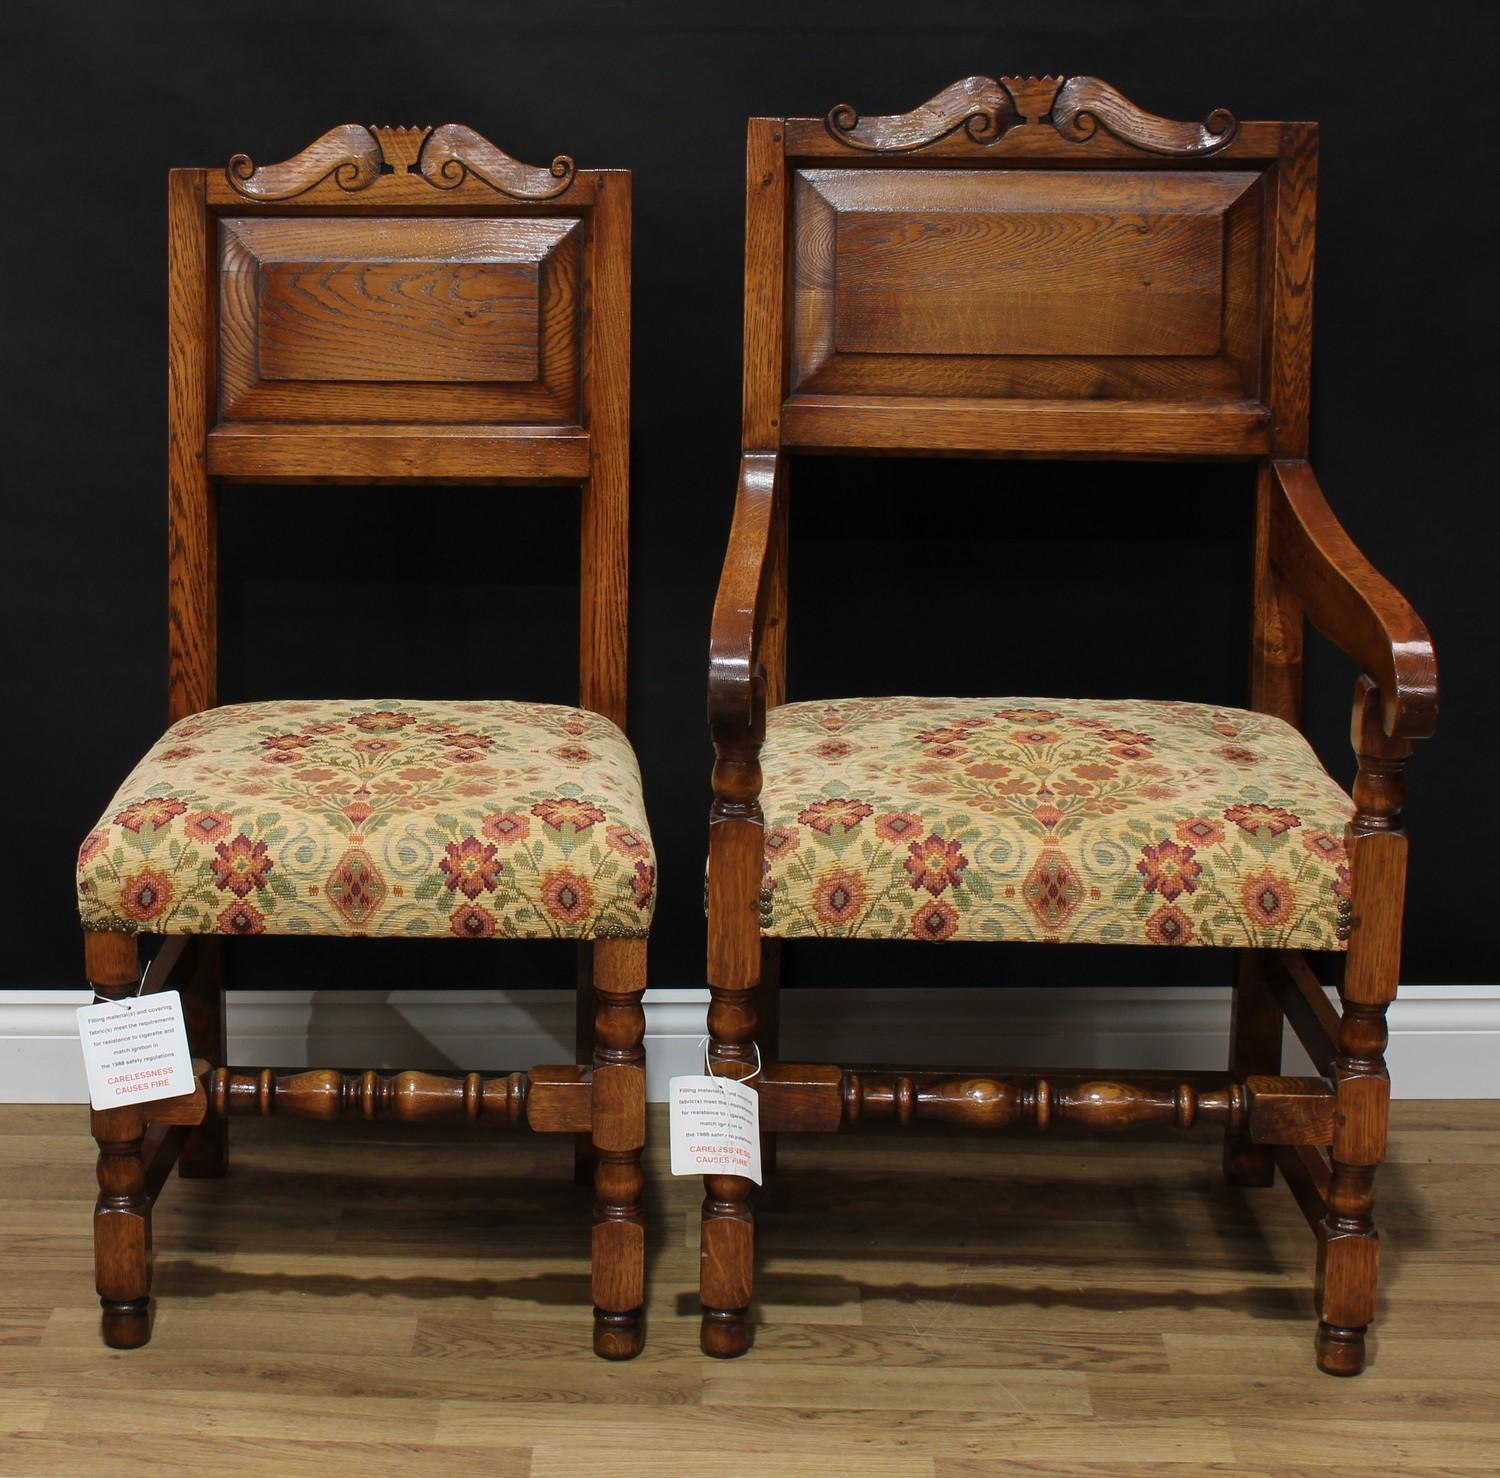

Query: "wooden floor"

xmin=0 ymin=1102 xmax=1496 ymax=1475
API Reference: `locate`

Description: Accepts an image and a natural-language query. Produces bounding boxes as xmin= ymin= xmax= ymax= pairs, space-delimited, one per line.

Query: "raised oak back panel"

xmin=753 ymin=76 xmax=1317 ymax=461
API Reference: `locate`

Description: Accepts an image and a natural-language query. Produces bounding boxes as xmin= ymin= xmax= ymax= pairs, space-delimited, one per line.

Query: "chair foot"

xmin=1315 ymin=1321 xmax=1367 ymax=1375
xmin=701 ymin=1307 xmax=750 ymax=1358
xmin=100 ymin=1297 xmax=152 ymax=1349
xmin=593 ymin=1306 xmax=643 ymax=1360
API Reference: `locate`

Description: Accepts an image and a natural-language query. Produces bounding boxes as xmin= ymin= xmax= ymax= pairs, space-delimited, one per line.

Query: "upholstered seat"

xmin=758 ymin=696 xmax=1353 ymax=950
xmin=78 ymin=699 xmax=656 ymax=940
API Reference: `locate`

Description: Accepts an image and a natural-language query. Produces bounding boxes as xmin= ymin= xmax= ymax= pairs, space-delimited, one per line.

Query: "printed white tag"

xmin=669 ymin=1073 xmax=763 ymax=1185
xmin=77 ymin=990 xmax=195 ymax=1112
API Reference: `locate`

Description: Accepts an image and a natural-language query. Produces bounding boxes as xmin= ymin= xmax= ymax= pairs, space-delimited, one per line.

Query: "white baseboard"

xmin=2 ymin=984 xmax=1495 ymax=1103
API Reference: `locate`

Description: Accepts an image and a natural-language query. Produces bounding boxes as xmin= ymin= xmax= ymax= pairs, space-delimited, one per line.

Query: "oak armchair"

xmin=76 ymin=122 xmax=650 ymax=1358
xmin=704 ymin=76 xmax=1437 ymax=1374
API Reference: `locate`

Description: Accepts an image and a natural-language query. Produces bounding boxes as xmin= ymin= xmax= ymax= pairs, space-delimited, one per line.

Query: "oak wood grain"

xmin=205 ymin=423 xmax=589 ymax=483
xmin=166 ymin=169 xmax=216 ymax=723
xmin=1270 ymin=461 xmax=1438 ymax=739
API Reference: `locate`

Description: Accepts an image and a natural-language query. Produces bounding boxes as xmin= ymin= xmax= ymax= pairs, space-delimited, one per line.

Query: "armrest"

xmin=708 ymin=452 xmax=782 ymax=746
xmin=1270 ymin=459 xmax=1438 ymax=741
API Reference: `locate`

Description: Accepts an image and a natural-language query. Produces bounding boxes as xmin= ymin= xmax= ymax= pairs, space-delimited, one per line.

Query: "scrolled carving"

xmin=826 ymin=75 xmax=1017 ymax=152
xmin=226 ymin=123 xmax=381 ymax=200
xmin=1051 ymin=75 xmax=1239 ymax=156
xmin=420 ymin=122 xmax=576 ymax=199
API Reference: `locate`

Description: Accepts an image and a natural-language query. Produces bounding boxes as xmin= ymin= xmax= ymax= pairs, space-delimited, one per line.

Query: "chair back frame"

xmin=166 ymin=123 xmax=631 ymax=728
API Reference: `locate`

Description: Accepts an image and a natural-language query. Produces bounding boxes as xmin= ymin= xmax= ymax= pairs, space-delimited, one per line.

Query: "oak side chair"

xmin=704 ymin=75 xmax=1438 ymax=1373
xmin=75 ymin=121 xmax=652 ymax=1359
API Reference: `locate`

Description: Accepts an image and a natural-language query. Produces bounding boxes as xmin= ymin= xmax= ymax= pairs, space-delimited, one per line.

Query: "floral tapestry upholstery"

xmin=757 ymin=697 xmax=1354 ymax=950
xmin=78 ymin=700 xmax=656 ymax=940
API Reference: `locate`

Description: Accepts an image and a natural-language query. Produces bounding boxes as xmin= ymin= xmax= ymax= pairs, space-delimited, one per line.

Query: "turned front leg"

xmin=589 ymin=937 xmax=646 ymax=1360
xmin=701 ymin=770 xmax=763 ymax=1358
xmin=1317 ymin=679 xmax=1408 ymax=1376
xmin=84 ymin=932 xmax=153 ymax=1348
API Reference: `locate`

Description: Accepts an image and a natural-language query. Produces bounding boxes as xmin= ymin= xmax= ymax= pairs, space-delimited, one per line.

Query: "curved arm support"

xmin=708 ymin=452 xmax=782 ymax=750
xmin=1270 ymin=460 xmax=1438 ymax=741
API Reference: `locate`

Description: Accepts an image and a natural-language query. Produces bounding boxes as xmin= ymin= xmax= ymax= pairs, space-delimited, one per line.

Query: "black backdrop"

xmin=6 ymin=0 xmax=1495 ymax=995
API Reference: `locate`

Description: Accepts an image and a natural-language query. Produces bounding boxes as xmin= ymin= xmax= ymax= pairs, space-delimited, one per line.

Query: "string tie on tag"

xmin=698 ymin=1036 xmax=761 ymax=1084
xmin=91 ymin=940 xmax=156 ymax=1010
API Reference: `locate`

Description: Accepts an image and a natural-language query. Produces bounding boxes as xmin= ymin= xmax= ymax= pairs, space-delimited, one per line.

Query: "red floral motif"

xmin=1137 ymin=838 xmax=1202 ymax=901
xmin=1225 ymin=803 xmax=1301 ymax=838
xmin=398 ymin=767 xmax=442 ymax=783
xmin=764 ymin=826 xmax=800 ymax=859
xmin=630 ymin=861 xmax=655 ymax=910
xmin=605 ymin=823 xmax=650 ymax=858
xmin=182 ymin=810 xmax=234 ymax=845
xmin=261 ymin=733 xmax=314 ymax=752
xmin=541 ymin=868 xmax=593 ymax=923
xmin=1031 ymin=802 xmax=1066 ymax=831
xmin=814 ymin=740 xmax=854 ymax=760
xmin=119 ymin=868 xmax=172 ymax=922
xmin=113 ymin=797 xmax=187 ymax=833
xmin=441 ymin=732 xmax=493 ymax=750
xmin=77 ymin=831 xmax=109 ymax=867
xmin=550 ymin=744 xmax=594 ymax=763
xmin=916 ymin=726 xmax=976 ymax=747
xmin=904 ymin=834 xmax=969 ymax=897
xmin=874 ymin=812 xmax=924 ymax=843
xmin=1073 ymin=763 xmax=1116 ymax=781
xmin=216 ymin=901 xmax=265 ymax=935
xmin=1333 ymin=864 xmax=1352 ymax=902
xmin=1301 ymin=830 xmax=1347 ymax=863
xmin=157 ymin=746 xmax=199 ymax=762
xmin=349 ymin=712 xmax=415 ymax=732
xmin=1145 ymin=904 xmax=1195 ymax=945
xmin=326 ymin=849 xmax=387 ymax=925
xmin=1110 ymin=744 xmax=1152 ymax=762
xmin=211 ymin=834 xmax=273 ymax=897
xmin=1218 ymin=746 xmax=1260 ymax=765
xmin=813 ymin=867 xmax=866 ymax=926
xmin=483 ymin=812 xmax=532 ymax=845
xmin=1175 ymin=817 xmax=1225 ymax=847
xmin=910 ymin=898 xmax=960 ymax=941
xmin=994 ymin=708 xmax=1060 ymax=723
xmin=1098 ymin=729 xmax=1153 ymax=747
xmin=343 ymin=799 xmax=375 ymax=826
xmin=352 ymin=738 xmax=402 ymax=754
xmin=797 ymin=797 xmax=873 ymax=834
xmin=1243 ymin=869 xmax=1296 ymax=926
xmin=923 ymin=743 xmax=967 ymax=760
xmin=1011 ymin=729 xmax=1060 ymax=746
xmin=965 ymin=762 xmax=1011 ymax=780
xmin=532 ymin=797 xmax=607 ymax=832
xmin=439 ymin=837 xmax=500 ymax=899
xmin=449 ymin=903 xmax=497 ymax=938
xmin=1023 ymin=851 xmax=1083 ymax=931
